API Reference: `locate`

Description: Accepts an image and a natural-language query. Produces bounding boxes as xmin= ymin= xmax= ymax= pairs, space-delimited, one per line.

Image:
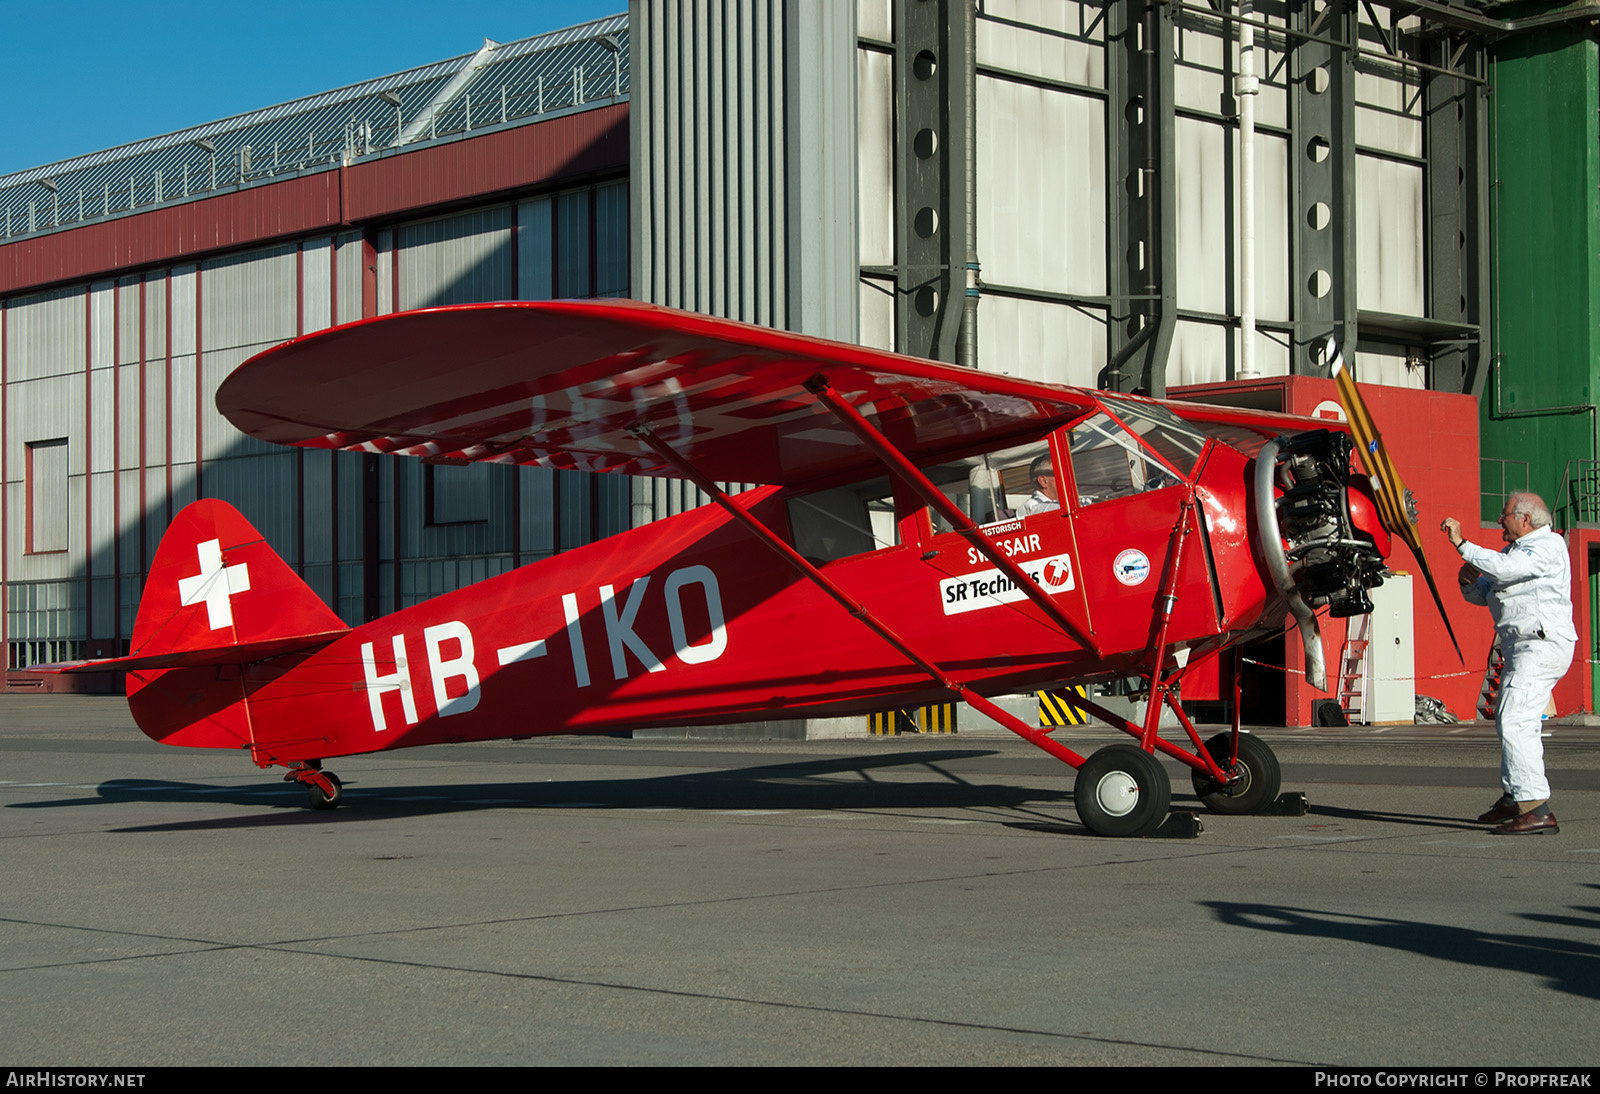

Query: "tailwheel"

xmin=1192 ymin=732 xmax=1281 ymax=815
xmin=284 ymin=764 xmax=343 ymax=810
xmin=307 ymin=771 xmax=343 ymax=811
xmin=1073 ymin=745 xmax=1171 ymax=838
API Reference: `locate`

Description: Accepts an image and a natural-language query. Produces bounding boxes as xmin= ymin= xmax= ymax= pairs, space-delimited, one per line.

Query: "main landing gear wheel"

xmin=1073 ymin=745 xmax=1171 ymax=838
xmin=307 ymin=771 xmax=343 ymax=811
xmin=1192 ymin=732 xmax=1281 ymax=815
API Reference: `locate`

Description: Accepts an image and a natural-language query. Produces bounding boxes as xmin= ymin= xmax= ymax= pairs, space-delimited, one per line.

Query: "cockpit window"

xmin=787 ymin=476 xmax=898 ymax=563
xmin=1097 ymin=396 xmax=1209 ymax=477
xmin=1068 ymin=404 xmax=1201 ymax=507
xmin=924 ymin=437 xmax=1055 ymax=532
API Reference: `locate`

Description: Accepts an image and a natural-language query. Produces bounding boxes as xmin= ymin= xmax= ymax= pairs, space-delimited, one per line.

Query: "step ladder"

xmin=1338 ymin=615 xmax=1372 ymax=724
xmin=1478 ymin=635 xmax=1503 ymax=719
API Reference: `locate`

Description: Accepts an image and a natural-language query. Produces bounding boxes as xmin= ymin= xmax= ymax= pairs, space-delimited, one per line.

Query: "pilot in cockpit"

xmin=1020 ymin=455 xmax=1060 ymax=516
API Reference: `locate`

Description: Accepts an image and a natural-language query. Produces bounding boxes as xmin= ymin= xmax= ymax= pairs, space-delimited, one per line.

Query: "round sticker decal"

xmin=1113 ymin=549 xmax=1150 ymax=586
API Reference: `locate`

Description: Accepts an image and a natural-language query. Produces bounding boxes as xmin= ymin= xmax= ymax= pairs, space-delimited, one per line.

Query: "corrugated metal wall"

xmin=858 ymin=0 xmax=1430 ymax=389
xmin=2 ymin=176 xmax=627 ymax=668
xmin=629 ymin=0 xmax=858 ymax=526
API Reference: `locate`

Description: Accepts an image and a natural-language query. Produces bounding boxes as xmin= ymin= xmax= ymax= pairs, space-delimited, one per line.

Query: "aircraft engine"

xmin=1254 ymin=428 xmax=1391 ymax=690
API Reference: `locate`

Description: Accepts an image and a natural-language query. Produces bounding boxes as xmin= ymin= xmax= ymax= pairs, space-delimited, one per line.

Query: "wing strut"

xmin=628 ymin=423 xmax=1092 ymax=770
xmin=805 ymin=378 xmax=1100 ymax=654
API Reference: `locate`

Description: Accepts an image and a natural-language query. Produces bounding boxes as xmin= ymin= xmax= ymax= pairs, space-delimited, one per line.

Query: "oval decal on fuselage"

xmin=1113 ymin=549 xmax=1150 ymax=586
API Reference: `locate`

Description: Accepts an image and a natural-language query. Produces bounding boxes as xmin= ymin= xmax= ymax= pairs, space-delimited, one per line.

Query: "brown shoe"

xmin=1490 ymin=812 xmax=1559 ymax=835
xmin=1477 ymin=799 xmax=1519 ymax=824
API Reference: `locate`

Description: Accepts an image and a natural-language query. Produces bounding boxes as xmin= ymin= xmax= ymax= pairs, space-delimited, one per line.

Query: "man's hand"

xmin=1458 ymin=562 xmax=1482 ymax=588
xmin=1440 ymin=516 xmax=1464 ymax=547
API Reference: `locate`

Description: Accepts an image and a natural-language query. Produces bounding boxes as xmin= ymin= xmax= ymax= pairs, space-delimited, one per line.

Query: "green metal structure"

xmin=1485 ymin=6 xmax=1600 ymax=528
xmin=1485 ymin=2 xmax=1600 ymax=701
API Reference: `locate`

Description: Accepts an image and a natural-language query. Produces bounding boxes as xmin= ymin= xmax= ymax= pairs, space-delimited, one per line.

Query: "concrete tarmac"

xmin=3 ymin=696 xmax=1599 ymax=1067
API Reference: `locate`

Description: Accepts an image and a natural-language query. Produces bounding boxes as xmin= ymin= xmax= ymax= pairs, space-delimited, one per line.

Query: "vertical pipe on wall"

xmin=83 ymin=290 xmax=93 ymax=652
xmin=1237 ymin=0 xmax=1259 ymax=379
xmin=957 ymin=0 xmax=979 ymax=369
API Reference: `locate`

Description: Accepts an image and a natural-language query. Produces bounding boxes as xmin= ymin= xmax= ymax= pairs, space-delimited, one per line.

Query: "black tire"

xmin=1073 ymin=745 xmax=1171 ymax=838
xmin=307 ymin=771 xmax=343 ymax=811
xmin=1192 ymin=733 xmax=1281 ymax=815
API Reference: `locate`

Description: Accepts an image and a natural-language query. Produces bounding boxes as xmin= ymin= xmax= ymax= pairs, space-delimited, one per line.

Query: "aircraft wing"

xmin=218 ymin=300 xmax=1100 ymax=486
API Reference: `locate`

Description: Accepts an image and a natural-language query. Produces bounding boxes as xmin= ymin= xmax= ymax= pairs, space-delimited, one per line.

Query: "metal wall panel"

xmin=397 ymin=207 xmax=513 ymax=309
xmin=595 ymin=181 xmax=629 ymax=298
xmin=1356 ymin=156 xmax=1424 ymax=316
xmin=1353 ymin=346 xmax=1425 ymax=390
xmin=302 ymin=449 xmax=332 ymax=565
xmin=6 ymin=375 xmax=78 ymax=480
xmin=302 ymin=237 xmax=333 ymax=333
xmin=89 ymin=281 xmax=114 ymax=371
xmin=517 ymin=198 xmax=554 ymax=299
xmin=556 ymin=190 xmax=591 ymax=297
xmin=859 ymin=280 xmax=894 ymax=351
xmin=979 ymin=0 xmax=1105 ymax=86
xmin=1175 ymin=119 xmax=1289 ymax=320
xmin=141 ymin=357 xmax=167 ymax=477
xmin=6 ymin=288 xmax=83 ymax=382
xmin=519 ymin=467 xmax=554 ymax=559
xmin=335 ymin=232 xmax=365 ymax=325
xmin=89 ymin=470 xmax=115 ymax=629
xmin=89 ymin=362 xmax=114 ymax=476
xmin=168 ymin=353 xmax=196 ymax=467
xmin=1170 ymin=320 xmax=1292 ymax=386
xmin=202 ymin=245 xmax=297 ymax=355
xmin=144 ymin=271 xmax=167 ymax=359
xmin=339 ymin=453 xmax=365 ymax=564
xmin=857 ymin=49 xmax=894 ymax=269
xmin=859 ymin=0 xmax=890 ymax=41
xmin=634 ymin=0 xmax=857 ymax=339
xmin=978 ymin=74 xmax=1106 ymax=296
xmin=201 ymin=345 xmax=275 ymax=460
xmin=169 ymin=266 xmax=196 ymax=358
xmin=1356 ymin=68 xmax=1423 ymax=157
xmin=204 ymin=452 xmax=299 ymax=560
xmin=142 ymin=467 xmax=168 ymax=562
xmin=116 ymin=278 xmax=141 ymax=365
xmin=116 ymin=467 xmax=141 ymax=579
xmin=170 ymin=463 xmax=197 ymax=514
xmin=117 ymin=363 xmax=140 ymax=469
xmin=978 ymin=294 xmax=1106 ymax=389
xmin=1172 ymin=15 xmax=1288 ymax=128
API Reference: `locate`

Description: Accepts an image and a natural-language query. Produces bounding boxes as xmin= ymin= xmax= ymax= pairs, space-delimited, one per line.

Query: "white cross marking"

xmin=177 ymin=538 xmax=252 ymax=630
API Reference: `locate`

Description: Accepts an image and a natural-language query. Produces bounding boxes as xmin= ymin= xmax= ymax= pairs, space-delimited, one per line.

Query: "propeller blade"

xmin=1328 ymin=339 xmax=1464 ymax=663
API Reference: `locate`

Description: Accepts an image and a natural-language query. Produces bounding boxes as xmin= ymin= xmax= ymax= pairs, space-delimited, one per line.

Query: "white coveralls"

xmin=1458 ymin=526 xmax=1577 ymax=802
xmin=1020 ymin=491 xmax=1059 ymax=517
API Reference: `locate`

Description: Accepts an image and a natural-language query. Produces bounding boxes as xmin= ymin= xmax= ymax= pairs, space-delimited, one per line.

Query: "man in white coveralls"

xmin=1441 ymin=492 xmax=1576 ymax=835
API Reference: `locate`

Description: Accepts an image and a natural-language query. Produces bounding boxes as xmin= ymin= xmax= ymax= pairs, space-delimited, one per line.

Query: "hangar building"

xmin=2 ymin=1 xmax=1594 ymax=724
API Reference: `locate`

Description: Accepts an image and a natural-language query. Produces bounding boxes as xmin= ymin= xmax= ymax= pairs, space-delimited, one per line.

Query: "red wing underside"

xmin=218 ymin=300 xmax=1099 ymax=486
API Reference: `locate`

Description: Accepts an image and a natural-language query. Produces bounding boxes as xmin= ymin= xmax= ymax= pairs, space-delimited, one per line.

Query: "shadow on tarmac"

xmin=7 ymin=748 xmax=1082 ymax=832
xmin=1205 ymin=895 xmax=1600 ymax=1001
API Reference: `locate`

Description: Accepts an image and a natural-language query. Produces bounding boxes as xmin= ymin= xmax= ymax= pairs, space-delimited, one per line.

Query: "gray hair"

xmin=1508 ymin=491 xmax=1553 ymax=529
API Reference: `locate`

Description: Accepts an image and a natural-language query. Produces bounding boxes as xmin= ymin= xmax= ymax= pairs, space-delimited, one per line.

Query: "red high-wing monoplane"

xmin=53 ymin=301 xmax=1434 ymax=837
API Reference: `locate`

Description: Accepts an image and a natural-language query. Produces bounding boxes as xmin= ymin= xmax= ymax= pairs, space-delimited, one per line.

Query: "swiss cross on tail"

xmin=177 ymin=539 xmax=252 ymax=630
xmin=111 ymin=499 xmax=348 ymax=667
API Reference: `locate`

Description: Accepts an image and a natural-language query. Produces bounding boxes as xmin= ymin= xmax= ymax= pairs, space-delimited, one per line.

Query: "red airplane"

xmin=51 ymin=301 xmax=1439 ymax=837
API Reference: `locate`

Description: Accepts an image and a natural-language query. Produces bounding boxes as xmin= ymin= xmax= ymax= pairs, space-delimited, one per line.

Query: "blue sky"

xmin=2 ymin=1 xmax=625 ymax=176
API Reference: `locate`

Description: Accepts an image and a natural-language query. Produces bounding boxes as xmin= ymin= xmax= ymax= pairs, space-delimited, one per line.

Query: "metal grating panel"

xmin=0 ymin=15 xmax=628 ymax=244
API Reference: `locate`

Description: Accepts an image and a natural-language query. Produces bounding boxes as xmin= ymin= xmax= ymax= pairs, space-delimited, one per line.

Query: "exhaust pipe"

xmin=1255 ymin=436 xmax=1329 ymax=692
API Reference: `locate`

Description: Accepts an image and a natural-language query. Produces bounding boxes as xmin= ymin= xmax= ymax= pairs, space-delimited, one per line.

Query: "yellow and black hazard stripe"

xmin=871 ymin=703 xmax=958 ymax=735
xmin=1038 ymin=686 xmax=1091 ymax=726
